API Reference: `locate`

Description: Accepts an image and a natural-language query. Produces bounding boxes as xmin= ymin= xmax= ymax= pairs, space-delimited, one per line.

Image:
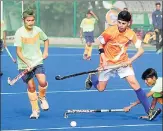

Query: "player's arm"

xmin=80 ymin=19 xmax=84 ymax=38
xmin=39 ymin=28 xmax=49 ymax=59
xmin=42 ymin=39 xmax=49 ymax=59
xmin=80 ymin=28 xmax=83 ymax=38
xmin=3 ymin=30 xmax=6 ymax=47
xmin=97 ymin=31 xmax=111 ymax=68
xmin=98 ymin=42 xmax=107 ymax=67
xmin=130 ymin=45 xmax=144 ymax=63
xmin=129 ymin=34 xmax=144 ymax=63
xmin=90 ymin=10 xmax=98 ymax=21
xmin=124 ymin=91 xmax=154 ymax=112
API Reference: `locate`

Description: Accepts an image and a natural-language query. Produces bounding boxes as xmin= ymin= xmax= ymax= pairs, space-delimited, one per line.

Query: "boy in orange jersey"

xmin=85 ymin=11 xmax=161 ymax=120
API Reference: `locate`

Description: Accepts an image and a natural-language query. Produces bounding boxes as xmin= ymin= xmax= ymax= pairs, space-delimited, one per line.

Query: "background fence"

xmin=1 ymin=0 xmax=162 ymax=38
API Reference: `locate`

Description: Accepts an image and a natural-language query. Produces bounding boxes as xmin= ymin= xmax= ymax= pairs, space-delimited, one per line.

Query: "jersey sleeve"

xmin=3 ymin=21 xmax=6 ymax=31
xmin=14 ymin=29 xmax=22 ymax=47
xmin=97 ymin=28 xmax=112 ymax=45
xmin=92 ymin=18 xmax=97 ymax=24
xmin=131 ymin=33 xmax=142 ymax=48
xmin=39 ymin=28 xmax=48 ymax=41
xmin=151 ymin=78 xmax=163 ymax=92
xmin=80 ymin=19 xmax=85 ymax=28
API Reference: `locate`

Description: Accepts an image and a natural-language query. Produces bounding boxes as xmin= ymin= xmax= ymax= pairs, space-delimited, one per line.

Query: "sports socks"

xmin=83 ymin=44 xmax=89 ymax=56
xmin=87 ymin=45 xmax=92 ymax=57
xmin=90 ymin=74 xmax=99 ymax=89
xmin=27 ymin=90 xmax=39 ymax=111
xmin=38 ymin=82 xmax=48 ymax=98
xmin=135 ymin=88 xmax=150 ymax=114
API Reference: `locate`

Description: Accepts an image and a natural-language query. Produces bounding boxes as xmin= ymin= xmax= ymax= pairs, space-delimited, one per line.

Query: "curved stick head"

xmin=7 ymin=77 xmax=13 ymax=86
xmin=13 ymin=59 xmax=17 ymax=63
xmin=64 ymin=112 xmax=68 ymax=118
xmin=55 ymin=75 xmax=61 ymax=80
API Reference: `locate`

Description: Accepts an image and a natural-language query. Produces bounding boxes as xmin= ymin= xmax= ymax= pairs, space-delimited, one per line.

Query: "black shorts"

xmin=19 ymin=64 xmax=45 ymax=83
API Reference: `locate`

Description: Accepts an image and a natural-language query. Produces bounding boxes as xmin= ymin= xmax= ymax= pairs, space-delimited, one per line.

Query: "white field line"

xmin=2 ymin=123 xmax=162 ymax=131
xmin=1 ymin=88 xmax=150 ymax=95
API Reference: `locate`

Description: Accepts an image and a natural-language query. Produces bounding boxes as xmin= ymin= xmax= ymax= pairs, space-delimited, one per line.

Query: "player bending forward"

xmin=14 ymin=9 xmax=49 ymax=119
xmin=85 ymin=11 xmax=161 ymax=120
xmin=124 ymin=68 xmax=162 ymax=119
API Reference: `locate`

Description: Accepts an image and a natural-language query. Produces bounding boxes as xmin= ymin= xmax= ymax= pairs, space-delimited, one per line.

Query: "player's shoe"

xmin=83 ymin=54 xmax=87 ymax=60
xmin=30 ymin=110 xmax=40 ymax=119
xmin=86 ymin=56 xmax=91 ymax=61
xmin=39 ymin=97 xmax=49 ymax=111
xmin=85 ymin=73 xmax=94 ymax=90
xmin=148 ymin=108 xmax=161 ymax=121
xmin=156 ymin=48 xmax=162 ymax=54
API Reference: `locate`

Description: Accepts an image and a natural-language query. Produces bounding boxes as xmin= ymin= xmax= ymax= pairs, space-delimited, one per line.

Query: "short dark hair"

xmin=141 ymin=68 xmax=158 ymax=80
xmin=118 ymin=11 xmax=131 ymax=22
xmin=155 ymin=2 xmax=161 ymax=6
xmin=87 ymin=10 xmax=92 ymax=15
xmin=23 ymin=9 xmax=35 ymax=19
xmin=123 ymin=8 xmax=128 ymax=11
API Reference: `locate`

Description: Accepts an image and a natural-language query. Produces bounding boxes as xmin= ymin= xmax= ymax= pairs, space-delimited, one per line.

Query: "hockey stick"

xmin=5 ymin=47 xmax=16 ymax=63
xmin=7 ymin=58 xmax=43 ymax=86
xmin=64 ymin=108 xmax=125 ymax=118
xmin=55 ymin=64 xmax=122 ymax=80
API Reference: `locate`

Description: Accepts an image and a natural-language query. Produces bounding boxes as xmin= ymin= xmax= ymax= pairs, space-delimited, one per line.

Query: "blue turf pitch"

xmin=1 ymin=46 xmax=162 ymax=131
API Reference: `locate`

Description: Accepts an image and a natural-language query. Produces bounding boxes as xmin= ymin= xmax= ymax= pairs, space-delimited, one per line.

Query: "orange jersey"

xmin=98 ymin=25 xmax=141 ymax=65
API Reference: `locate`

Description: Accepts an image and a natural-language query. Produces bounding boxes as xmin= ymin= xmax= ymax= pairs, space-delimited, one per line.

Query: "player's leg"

xmin=83 ymin=33 xmax=89 ymax=59
xmin=157 ymin=98 xmax=163 ymax=104
xmin=118 ymin=66 xmax=150 ymax=113
xmin=87 ymin=43 xmax=92 ymax=60
xmin=85 ymin=68 xmax=114 ymax=92
xmin=87 ymin=32 xmax=94 ymax=60
xmin=0 ymin=39 xmax=4 ymax=53
xmin=126 ymin=75 xmax=161 ymax=120
xmin=83 ymin=44 xmax=89 ymax=60
xmin=156 ymin=29 xmax=163 ymax=54
xmin=27 ymin=79 xmax=40 ymax=119
xmin=153 ymin=92 xmax=163 ymax=105
xmin=20 ymin=71 xmax=40 ymax=119
xmin=155 ymin=30 xmax=160 ymax=51
xmin=35 ymin=64 xmax=49 ymax=111
xmin=150 ymin=98 xmax=158 ymax=109
xmin=121 ymin=66 xmax=161 ymax=120
xmin=0 ymin=40 xmax=3 ymax=75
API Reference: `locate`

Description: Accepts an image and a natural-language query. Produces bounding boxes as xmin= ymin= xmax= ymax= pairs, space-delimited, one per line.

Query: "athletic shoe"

xmin=39 ymin=97 xmax=49 ymax=111
xmin=148 ymin=108 xmax=161 ymax=121
xmin=85 ymin=73 xmax=93 ymax=90
xmin=30 ymin=110 xmax=40 ymax=119
xmin=156 ymin=48 xmax=162 ymax=54
xmin=83 ymin=54 xmax=87 ymax=60
xmin=86 ymin=56 xmax=91 ymax=61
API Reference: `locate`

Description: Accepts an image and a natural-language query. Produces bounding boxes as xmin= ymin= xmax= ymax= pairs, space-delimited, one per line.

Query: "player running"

xmin=124 ymin=68 xmax=162 ymax=119
xmin=80 ymin=10 xmax=98 ymax=60
xmin=0 ymin=20 xmax=7 ymax=76
xmin=14 ymin=9 xmax=49 ymax=119
xmin=85 ymin=11 xmax=161 ymax=120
